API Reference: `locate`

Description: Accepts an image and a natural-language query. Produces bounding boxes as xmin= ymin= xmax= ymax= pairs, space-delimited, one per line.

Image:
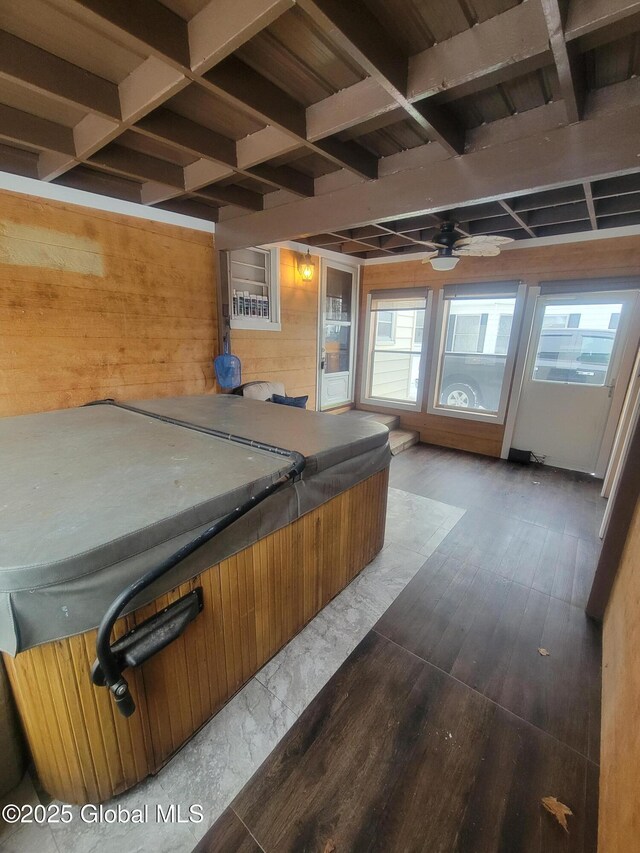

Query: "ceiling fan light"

xmin=429 ymin=254 xmax=460 ymax=271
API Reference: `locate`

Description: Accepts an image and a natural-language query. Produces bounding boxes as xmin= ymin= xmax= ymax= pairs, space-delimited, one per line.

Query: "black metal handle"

xmin=86 ymin=399 xmax=306 ymax=717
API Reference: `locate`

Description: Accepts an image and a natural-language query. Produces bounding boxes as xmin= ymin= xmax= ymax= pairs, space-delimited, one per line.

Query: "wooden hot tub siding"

xmin=4 ymin=467 xmax=389 ymax=805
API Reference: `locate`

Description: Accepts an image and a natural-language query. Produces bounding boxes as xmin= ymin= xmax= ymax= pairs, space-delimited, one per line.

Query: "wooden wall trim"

xmin=587 ymin=412 xmax=640 ymax=620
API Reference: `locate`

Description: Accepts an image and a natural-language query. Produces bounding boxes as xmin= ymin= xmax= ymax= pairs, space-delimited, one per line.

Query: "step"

xmin=339 ymin=410 xmax=401 ymax=431
xmin=389 ymin=428 xmax=420 ymax=456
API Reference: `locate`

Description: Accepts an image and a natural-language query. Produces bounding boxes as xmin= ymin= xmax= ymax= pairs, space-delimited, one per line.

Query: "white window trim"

xmin=426 ymin=283 xmax=527 ymax=425
xmin=360 ymin=288 xmax=432 ymax=412
xmin=228 ymin=246 xmax=281 ymax=332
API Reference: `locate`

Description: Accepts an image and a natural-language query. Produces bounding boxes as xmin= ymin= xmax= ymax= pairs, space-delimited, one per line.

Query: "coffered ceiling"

xmin=0 ymin=0 xmax=638 ymax=255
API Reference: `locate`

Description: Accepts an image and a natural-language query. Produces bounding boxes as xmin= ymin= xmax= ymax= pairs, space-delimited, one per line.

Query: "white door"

xmin=512 ymin=291 xmax=636 ymax=474
xmin=318 ymin=260 xmax=357 ymax=410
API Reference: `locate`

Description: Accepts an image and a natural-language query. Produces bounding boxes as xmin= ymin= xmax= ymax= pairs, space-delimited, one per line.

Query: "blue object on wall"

xmin=214 ymin=333 xmax=241 ymax=389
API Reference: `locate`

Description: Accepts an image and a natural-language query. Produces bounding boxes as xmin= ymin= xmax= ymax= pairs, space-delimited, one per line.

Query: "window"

xmin=495 ymin=314 xmax=513 ymax=355
xmin=532 ymin=301 xmax=622 ymax=385
xmin=430 ymin=282 xmax=522 ymax=420
xmin=227 ymin=247 xmax=280 ymax=331
xmin=446 ymin=313 xmax=488 ymax=352
xmin=376 ymin=311 xmax=395 ymax=344
xmin=363 ymin=291 xmax=429 ymax=408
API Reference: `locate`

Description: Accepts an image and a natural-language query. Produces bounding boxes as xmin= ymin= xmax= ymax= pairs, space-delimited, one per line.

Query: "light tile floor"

xmin=0 ymin=488 xmax=464 ymax=853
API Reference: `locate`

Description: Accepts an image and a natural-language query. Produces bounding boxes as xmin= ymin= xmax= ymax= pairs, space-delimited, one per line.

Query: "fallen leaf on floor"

xmin=541 ymin=796 xmax=573 ymax=832
xmin=323 ymin=841 xmax=336 ymax=853
xmin=538 ymin=647 xmax=550 ymax=656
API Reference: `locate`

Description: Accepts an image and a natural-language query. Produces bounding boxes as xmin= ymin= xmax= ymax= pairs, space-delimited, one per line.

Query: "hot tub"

xmin=1 ymin=395 xmax=389 ymax=804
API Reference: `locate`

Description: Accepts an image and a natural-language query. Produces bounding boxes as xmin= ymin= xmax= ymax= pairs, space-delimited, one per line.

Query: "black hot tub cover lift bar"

xmin=86 ymin=399 xmax=306 ymax=718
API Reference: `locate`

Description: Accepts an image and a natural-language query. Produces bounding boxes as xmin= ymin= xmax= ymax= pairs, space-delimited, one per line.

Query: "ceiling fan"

xmin=421 ymin=221 xmax=514 ymax=271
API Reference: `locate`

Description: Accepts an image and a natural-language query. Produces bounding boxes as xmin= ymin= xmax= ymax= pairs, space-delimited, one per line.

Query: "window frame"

xmin=227 ymin=246 xmax=281 ymax=331
xmin=426 ymin=282 xmax=527 ymax=424
xmin=360 ymin=287 xmax=432 ymax=412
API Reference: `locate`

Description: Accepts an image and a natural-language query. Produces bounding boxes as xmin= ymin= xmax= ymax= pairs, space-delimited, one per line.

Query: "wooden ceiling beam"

xmin=0 ymin=31 xmax=121 ymax=120
xmin=236 ymin=127 xmax=301 ymax=170
xmin=202 ymin=57 xmax=377 ymax=179
xmin=188 ymin=0 xmax=293 ymax=75
xmin=299 ymin=0 xmax=464 ymax=156
xmin=0 ymin=143 xmax=40 ymax=180
xmin=246 ymin=164 xmax=314 ymax=197
xmin=498 ymin=200 xmax=536 ymax=237
xmin=193 ymin=184 xmax=264 ymax=211
xmin=154 ymin=197 xmax=219 ymax=222
xmin=216 ymin=102 xmax=640 ymax=249
xmin=593 ymin=173 xmax=640 ymax=198
xmin=52 ymin=165 xmax=143 ymax=203
xmin=60 ymin=0 xmax=317 ymax=188
xmin=565 ymin=0 xmax=640 ymax=40
xmin=541 ymin=0 xmax=585 ymax=124
xmin=583 ymin=182 xmax=598 ymax=229
xmin=305 ymin=1 xmax=550 ymax=142
xmin=88 ymin=144 xmax=185 ymax=187
xmin=594 ymin=193 xmax=640 ymax=217
xmin=134 ymin=109 xmax=237 ymax=166
xmin=64 ymin=0 xmax=190 ymax=67
xmin=0 ymin=104 xmax=76 ymax=155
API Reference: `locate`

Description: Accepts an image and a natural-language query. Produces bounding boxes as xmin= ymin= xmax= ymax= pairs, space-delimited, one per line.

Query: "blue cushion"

xmin=271 ymin=393 xmax=308 ymax=409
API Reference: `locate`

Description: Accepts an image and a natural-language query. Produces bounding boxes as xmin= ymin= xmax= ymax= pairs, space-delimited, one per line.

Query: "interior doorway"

xmin=318 ymin=259 xmax=358 ymax=410
xmin=511 ymin=290 xmax=639 ymax=475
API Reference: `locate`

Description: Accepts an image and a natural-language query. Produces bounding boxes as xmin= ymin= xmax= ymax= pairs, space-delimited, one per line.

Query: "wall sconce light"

xmin=297 ymin=248 xmax=315 ymax=282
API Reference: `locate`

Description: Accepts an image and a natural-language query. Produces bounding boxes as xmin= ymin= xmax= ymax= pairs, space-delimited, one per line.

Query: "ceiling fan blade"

xmin=454 ymin=234 xmax=515 ymax=247
xmin=454 ymin=244 xmax=502 ymax=257
xmin=421 ymin=250 xmax=440 ymax=260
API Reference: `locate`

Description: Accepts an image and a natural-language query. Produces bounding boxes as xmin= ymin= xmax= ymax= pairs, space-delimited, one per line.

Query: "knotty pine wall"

xmin=359 ymin=235 xmax=640 ymax=456
xmin=0 ymin=190 xmax=217 ymax=418
xmin=231 ymin=248 xmax=319 ymax=407
xmin=600 ymin=493 xmax=640 ymax=852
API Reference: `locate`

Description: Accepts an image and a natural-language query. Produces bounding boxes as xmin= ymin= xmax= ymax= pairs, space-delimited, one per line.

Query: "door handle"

xmin=320 ymin=358 xmax=326 ymax=370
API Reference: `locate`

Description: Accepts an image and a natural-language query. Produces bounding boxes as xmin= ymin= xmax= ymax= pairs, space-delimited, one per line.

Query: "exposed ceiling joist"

xmin=155 ymin=197 xmax=219 ymax=222
xmin=67 ymin=0 xmax=377 ymax=180
xmin=305 ymin=1 xmax=550 ymax=142
xmin=0 ymin=105 xmax=76 ymax=155
xmin=565 ymin=0 xmax=640 ymax=40
xmin=299 ymin=0 xmax=464 ymax=155
xmin=88 ymin=144 xmax=184 ymax=187
xmin=135 ymin=109 xmax=237 ymax=166
xmin=53 ymin=165 xmax=143 ymax=203
xmin=192 ymin=183 xmax=264 ymax=211
xmin=217 ymin=102 xmax=640 ymax=248
xmin=498 ymin=199 xmax=537 ymax=237
xmin=541 ymin=0 xmax=586 ymax=124
xmin=583 ymin=182 xmax=598 ymax=229
xmin=0 ymin=31 xmax=121 ymax=120
xmin=188 ymin=0 xmax=294 ymax=75
xmin=65 ymin=0 xmax=191 ymax=67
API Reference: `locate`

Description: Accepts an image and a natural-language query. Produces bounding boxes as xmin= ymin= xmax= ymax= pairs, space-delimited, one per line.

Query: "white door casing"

xmin=318 ymin=259 xmax=358 ymax=410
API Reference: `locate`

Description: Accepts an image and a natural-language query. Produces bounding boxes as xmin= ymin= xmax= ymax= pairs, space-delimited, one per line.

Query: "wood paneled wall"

xmin=231 ymin=248 xmax=319 ymax=407
xmin=359 ymin=235 xmax=640 ymax=456
xmin=600 ymin=494 xmax=640 ymax=852
xmin=0 ymin=189 xmax=217 ymax=418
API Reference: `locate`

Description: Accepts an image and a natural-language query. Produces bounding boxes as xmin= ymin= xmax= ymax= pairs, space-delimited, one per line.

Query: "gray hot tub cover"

xmin=0 ymin=396 xmax=389 ymax=653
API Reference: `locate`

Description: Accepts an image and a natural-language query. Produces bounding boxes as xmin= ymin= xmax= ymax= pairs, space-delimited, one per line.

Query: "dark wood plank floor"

xmin=195 ymin=445 xmax=605 ymax=853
